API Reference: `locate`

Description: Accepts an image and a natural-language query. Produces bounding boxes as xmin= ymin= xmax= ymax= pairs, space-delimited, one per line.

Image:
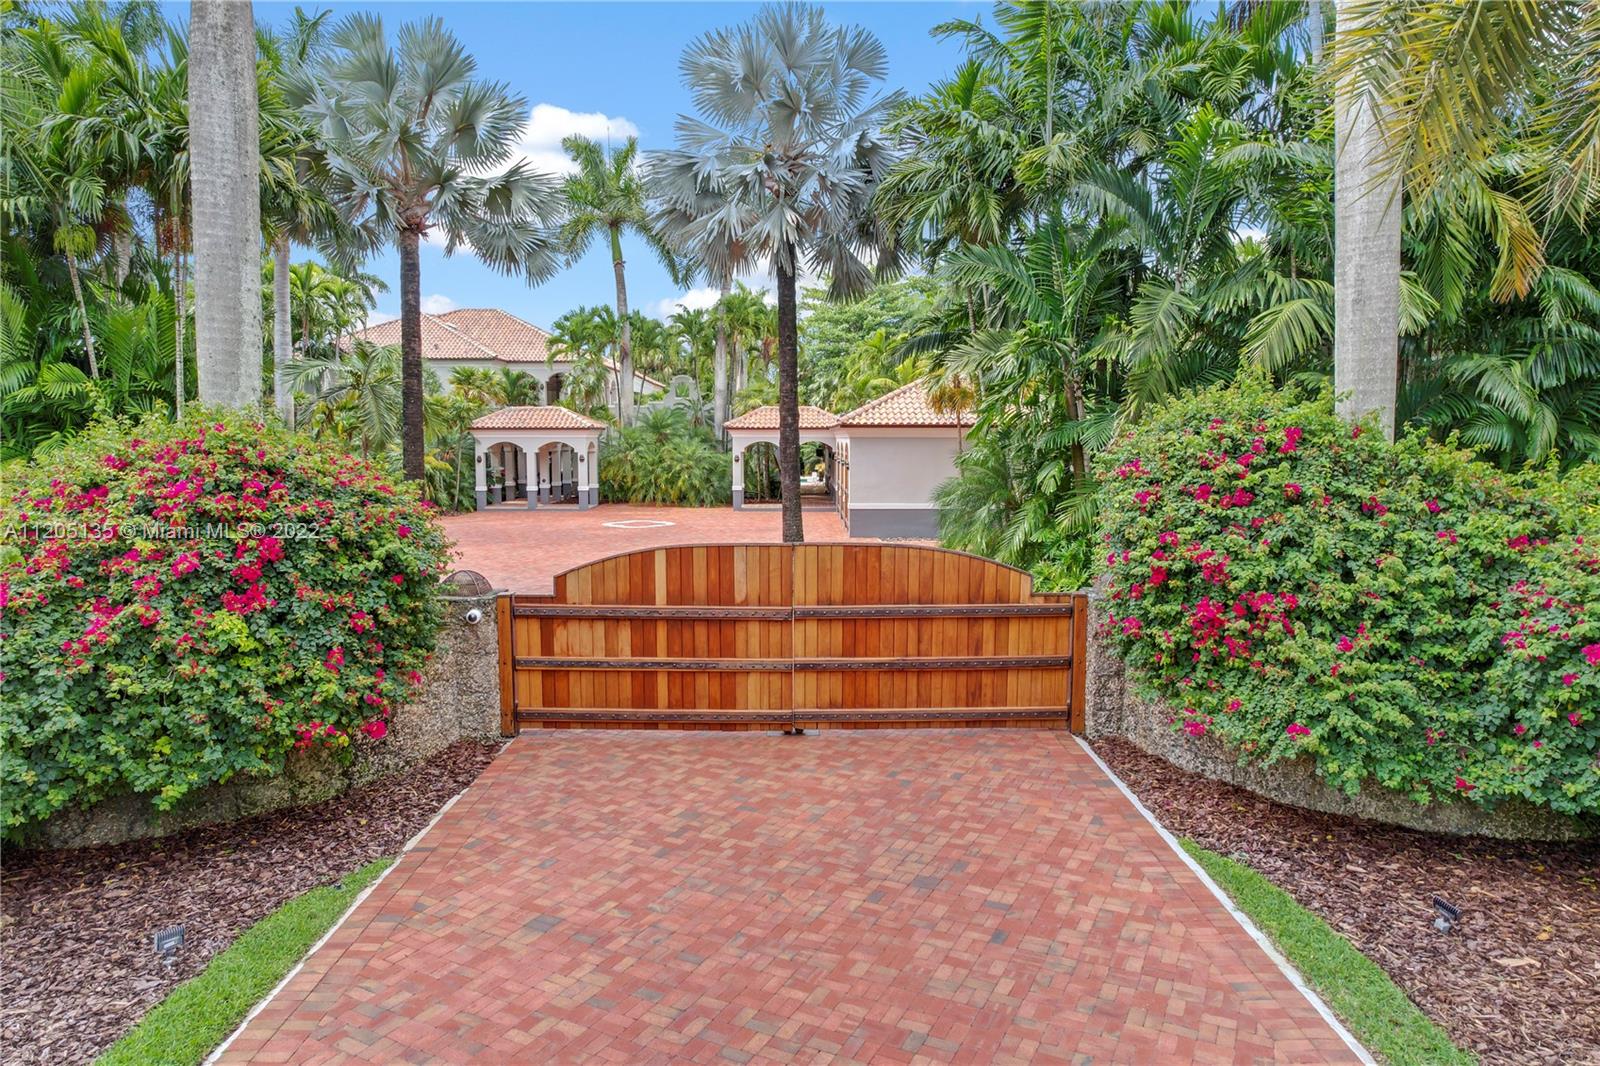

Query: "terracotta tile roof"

xmin=437 ymin=308 xmax=551 ymax=363
xmin=837 ymin=381 xmax=972 ymax=428
xmin=345 ymin=314 xmax=498 ymax=361
xmin=345 ymin=308 xmax=666 ymax=388
xmin=724 ymin=405 xmax=840 ymax=431
xmin=470 ymin=406 xmax=607 ymax=431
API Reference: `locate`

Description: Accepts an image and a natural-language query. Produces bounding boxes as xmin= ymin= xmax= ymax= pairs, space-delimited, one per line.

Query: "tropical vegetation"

xmin=0 ymin=410 xmax=449 ymax=832
xmin=1097 ymin=375 xmax=1598 ymax=816
xmin=878 ymin=1 xmax=1599 ymax=578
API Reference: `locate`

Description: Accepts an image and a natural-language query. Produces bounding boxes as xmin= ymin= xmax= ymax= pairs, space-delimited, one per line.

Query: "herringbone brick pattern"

xmin=220 ymin=731 xmax=1359 ymax=1064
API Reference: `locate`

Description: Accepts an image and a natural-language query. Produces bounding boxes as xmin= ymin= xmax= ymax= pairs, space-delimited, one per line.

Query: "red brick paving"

xmin=220 ymin=731 xmax=1360 ymax=1064
xmin=441 ymin=504 xmax=925 ymax=594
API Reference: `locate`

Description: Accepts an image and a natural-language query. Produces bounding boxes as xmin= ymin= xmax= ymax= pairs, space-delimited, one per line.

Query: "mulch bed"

xmin=0 ymin=739 xmax=502 ymax=1066
xmin=1093 ymin=737 xmax=1600 ymax=1066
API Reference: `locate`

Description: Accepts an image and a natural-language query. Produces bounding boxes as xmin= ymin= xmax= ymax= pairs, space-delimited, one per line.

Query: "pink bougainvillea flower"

xmin=397 ymin=524 xmax=411 ymax=538
xmin=1336 ymin=635 xmax=1355 ymax=653
xmin=1425 ymin=499 xmax=1442 ymax=514
xmin=1533 ymin=740 xmax=1544 ymax=748
xmin=390 ymin=574 xmax=404 ymax=585
xmin=1227 ymin=699 xmax=1242 ymax=712
xmin=1570 ymin=712 xmax=1585 ymax=727
xmin=1193 ymin=484 xmax=1214 ymax=503
xmin=1286 ymin=722 xmax=1311 ymax=737
xmin=360 ymin=720 xmax=388 ymax=740
xmin=1437 ymin=529 xmax=1458 ymax=544
xmin=1454 ymin=777 xmax=1475 ymax=792
xmin=1351 ymin=426 xmax=1363 ymax=439
xmin=1513 ymin=723 xmax=1528 ymax=735
xmin=1561 ymin=673 xmax=1579 ymax=687
xmin=1279 ymin=426 xmax=1303 ymax=454
xmin=1284 ymin=483 xmax=1302 ymax=500
xmin=1583 ymin=643 xmax=1600 ymax=667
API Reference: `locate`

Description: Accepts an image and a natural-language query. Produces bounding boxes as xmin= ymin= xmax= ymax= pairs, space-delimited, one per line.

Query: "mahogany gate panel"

xmin=499 ymin=544 xmax=1085 ymax=733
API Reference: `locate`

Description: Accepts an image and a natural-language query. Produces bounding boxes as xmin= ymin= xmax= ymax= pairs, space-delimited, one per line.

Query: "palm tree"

xmin=1331 ymin=0 xmax=1401 ymax=439
xmin=7 ymin=20 xmax=115 ymax=380
xmin=188 ymin=0 xmax=262 ymax=407
xmin=260 ymin=7 xmax=337 ymax=422
xmin=716 ymin=284 xmax=773 ymax=401
xmin=559 ymin=134 xmax=686 ymax=426
xmin=286 ymin=14 xmax=565 ymax=482
xmin=655 ymin=4 xmax=904 ymax=542
xmin=647 ymin=163 xmax=761 ymax=439
xmin=547 ymin=305 xmax=618 ymax=416
xmin=1330 ymin=0 xmax=1599 ymax=225
xmin=286 ymin=338 xmax=400 ymax=458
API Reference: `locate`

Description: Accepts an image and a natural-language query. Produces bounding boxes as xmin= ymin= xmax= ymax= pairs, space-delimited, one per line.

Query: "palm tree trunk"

xmin=189 ymin=0 xmax=262 ymax=407
xmin=398 ymin=228 xmax=426 ymax=481
xmin=65 ymin=253 xmax=98 ymax=379
xmin=776 ymin=242 xmax=803 ymax=544
xmin=1333 ymin=0 xmax=1401 ymax=439
xmin=174 ymin=246 xmax=186 ymax=415
xmin=712 ymin=278 xmax=730 ymax=439
xmin=610 ymin=227 xmax=635 ymax=426
xmin=272 ymin=234 xmax=293 ymax=423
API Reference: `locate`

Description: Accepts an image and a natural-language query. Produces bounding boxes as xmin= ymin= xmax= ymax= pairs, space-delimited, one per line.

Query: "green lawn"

xmin=1181 ymin=840 xmax=1474 ymax=1066
xmin=96 ymin=858 xmax=392 ymax=1066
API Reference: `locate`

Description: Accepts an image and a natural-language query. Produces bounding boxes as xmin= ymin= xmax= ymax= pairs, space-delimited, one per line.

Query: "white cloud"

xmin=510 ymin=103 xmax=641 ymax=176
xmin=421 ymin=294 xmax=457 ymax=315
xmin=362 ymin=310 xmax=398 ymax=328
xmin=651 ymin=287 xmax=722 ymax=318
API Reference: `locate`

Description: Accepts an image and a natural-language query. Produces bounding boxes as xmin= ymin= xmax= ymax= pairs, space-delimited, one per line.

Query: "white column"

xmin=474 ymin=441 xmax=488 ymax=510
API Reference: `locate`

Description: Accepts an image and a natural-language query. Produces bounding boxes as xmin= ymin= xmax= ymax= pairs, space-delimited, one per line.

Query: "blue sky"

xmin=246 ymin=2 xmax=974 ymax=329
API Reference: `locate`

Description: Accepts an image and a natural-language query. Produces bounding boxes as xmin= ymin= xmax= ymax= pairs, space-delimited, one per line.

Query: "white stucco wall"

xmin=840 ymin=427 xmax=966 ymax=537
xmin=843 ymin=429 xmax=963 ymax=507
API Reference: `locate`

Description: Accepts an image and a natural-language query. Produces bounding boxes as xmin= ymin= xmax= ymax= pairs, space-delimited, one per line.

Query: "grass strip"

xmin=1180 ymin=840 xmax=1474 ymax=1066
xmin=96 ymin=857 xmax=392 ymax=1066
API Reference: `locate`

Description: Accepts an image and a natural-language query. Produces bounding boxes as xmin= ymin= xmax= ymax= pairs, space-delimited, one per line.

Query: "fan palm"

xmin=654 ymin=3 xmax=904 ymax=542
xmin=285 ymin=13 xmax=566 ymax=482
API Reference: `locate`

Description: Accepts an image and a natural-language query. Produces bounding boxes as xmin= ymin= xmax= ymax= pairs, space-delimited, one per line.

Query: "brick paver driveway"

xmin=222 ymin=732 xmax=1362 ymax=1064
xmin=442 ymin=503 xmax=928 ymax=594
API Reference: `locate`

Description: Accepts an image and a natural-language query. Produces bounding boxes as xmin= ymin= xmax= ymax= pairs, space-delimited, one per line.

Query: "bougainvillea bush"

xmin=0 ymin=411 xmax=449 ymax=832
xmin=1096 ymin=376 xmax=1599 ymax=816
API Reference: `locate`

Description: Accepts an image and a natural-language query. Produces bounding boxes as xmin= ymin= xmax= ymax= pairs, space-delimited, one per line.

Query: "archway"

xmin=480 ymin=441 xmax=531 ymax=507
xmin=533 ymin=441 xmax=581 ymax=504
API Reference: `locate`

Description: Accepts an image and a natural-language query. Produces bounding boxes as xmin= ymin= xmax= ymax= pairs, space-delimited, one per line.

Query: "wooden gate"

xmin=498 ymin=544 xmax=1085 ymax=734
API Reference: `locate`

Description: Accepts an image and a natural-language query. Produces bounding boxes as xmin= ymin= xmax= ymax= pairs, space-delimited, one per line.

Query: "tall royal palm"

xmin=286 ymin=14 xmax=564 ymax=481
xmin=560 ymin=135 xmax=685 ymax=426
xmin=656 ymin=4 xmax=904 ymax=542
xmin=188 ymin=0 xmax=263 ymax=407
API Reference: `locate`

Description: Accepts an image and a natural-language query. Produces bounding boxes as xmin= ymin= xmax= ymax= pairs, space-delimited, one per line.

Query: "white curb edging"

xmin=204 ymin=747 xmax=501 ymax=1065
xmin=1069 ymin=734 xmax=1376 ymax=1066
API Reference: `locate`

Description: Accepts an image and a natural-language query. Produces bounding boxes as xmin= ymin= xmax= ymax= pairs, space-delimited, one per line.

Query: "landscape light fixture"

xmin=1432 ymin=897 xmax=1461 ymax=934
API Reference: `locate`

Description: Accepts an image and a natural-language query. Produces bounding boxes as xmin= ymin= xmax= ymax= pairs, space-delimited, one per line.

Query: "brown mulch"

xmin=0 ymin=739 xmax=502 ymax=1066
xmin=1093 ymin=737 xmax=1600 ymax=1066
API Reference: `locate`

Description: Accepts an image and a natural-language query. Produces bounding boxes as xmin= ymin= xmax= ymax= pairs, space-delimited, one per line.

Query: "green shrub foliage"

xmin=1096 ymin=377 xmax=1600 ymax=816
xmin=600 ymin=408 xmax=731 ymax=507
xmin=0 ymin=412 xmax=449 ymax=830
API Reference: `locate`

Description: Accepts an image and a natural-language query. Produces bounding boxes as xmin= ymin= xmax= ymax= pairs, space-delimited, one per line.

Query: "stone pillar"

xmin=577 ymin=450 xmax=591 ymax=511
xmin=512 ymin=447 xmax=525 ymax=500
xmin=732 ymin=449 xmax=744 ymax=509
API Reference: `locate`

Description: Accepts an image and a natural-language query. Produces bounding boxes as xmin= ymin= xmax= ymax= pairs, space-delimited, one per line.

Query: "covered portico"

xmin=725 ymin=405 xmax=841 ymax=509
xmin=469 ymin=407 xmax=605 ymax=511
